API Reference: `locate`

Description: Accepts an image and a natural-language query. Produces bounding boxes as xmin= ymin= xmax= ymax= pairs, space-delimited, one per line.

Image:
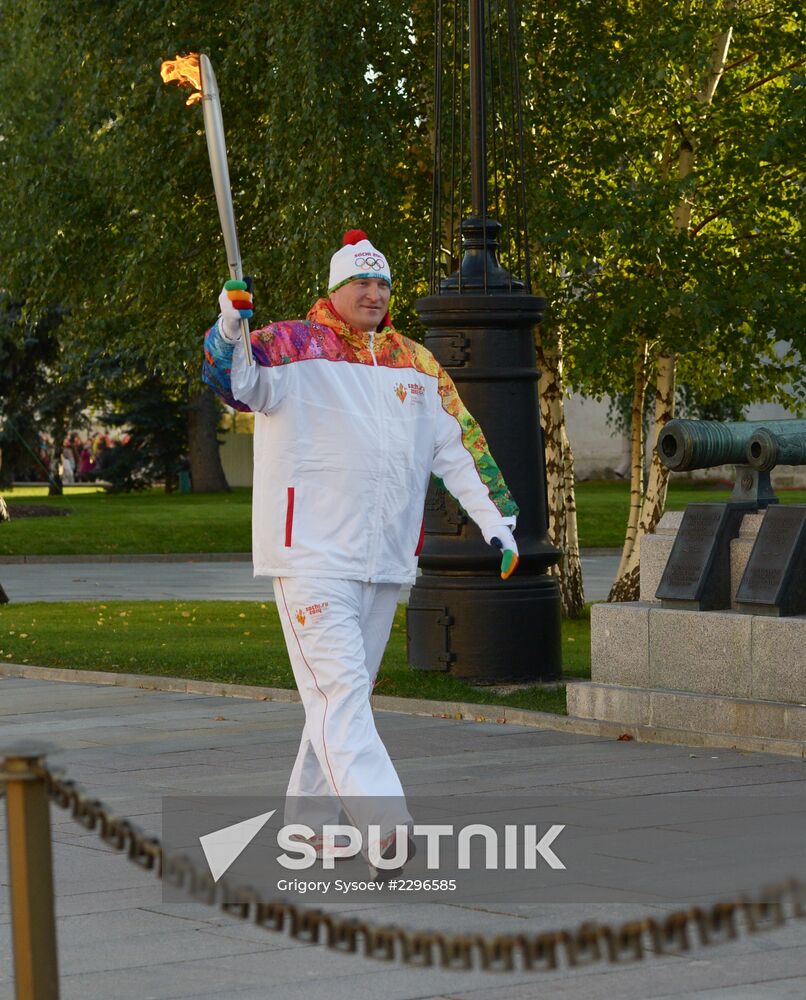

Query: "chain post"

xmin=1 ymin=744 xmax=60 ymax=999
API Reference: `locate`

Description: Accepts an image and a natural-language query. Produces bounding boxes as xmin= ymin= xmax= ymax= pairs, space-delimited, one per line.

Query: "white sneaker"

xmin=369 ymin=830 xmax=416 ymax=882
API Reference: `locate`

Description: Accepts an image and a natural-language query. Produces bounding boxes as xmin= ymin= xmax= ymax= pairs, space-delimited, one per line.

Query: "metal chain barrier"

xmin=33 ymin=762 xmax=806 ymax=973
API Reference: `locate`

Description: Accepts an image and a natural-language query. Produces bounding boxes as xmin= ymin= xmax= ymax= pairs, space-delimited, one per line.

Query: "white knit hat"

xmin=328 ymin=229 xmax=392 ymax=292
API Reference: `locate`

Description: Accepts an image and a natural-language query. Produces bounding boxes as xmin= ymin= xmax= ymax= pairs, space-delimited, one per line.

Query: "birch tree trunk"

xmin=607 ymin=25 xmax=733 ymax=602
xmin=609 ymin=337 xmax=649 ymax=599
xmin=639 ymin=352 xmax=677 ymax=533
xmin=608 ymin=352 xmax=676 ymax=601
xmin=537 ymin=331 xmax=585 ymax=618
xmin=559 ymin=415 xmax=584 ymax=613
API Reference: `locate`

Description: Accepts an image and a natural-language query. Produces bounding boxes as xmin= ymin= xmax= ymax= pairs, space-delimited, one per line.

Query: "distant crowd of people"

xmin=59 ymin=432 xmax=129 ymax=484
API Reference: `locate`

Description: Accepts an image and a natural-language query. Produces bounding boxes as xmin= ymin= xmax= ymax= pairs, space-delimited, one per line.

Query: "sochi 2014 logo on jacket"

xmin=295 ymin=602 xmax=329 ymax=627
xmin=394 ymin=382 xmax=425 ymax=405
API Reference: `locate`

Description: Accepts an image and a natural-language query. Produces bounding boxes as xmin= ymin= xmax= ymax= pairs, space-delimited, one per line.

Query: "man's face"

xmin=330 ymin=278 xmax=391 ymax=333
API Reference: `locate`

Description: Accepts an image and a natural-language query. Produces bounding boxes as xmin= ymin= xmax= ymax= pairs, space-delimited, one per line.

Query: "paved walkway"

xmin=0 ymin=552 xmax=620 ymax=604
xmin=1 ymin=674 xmax=805 ymax=1000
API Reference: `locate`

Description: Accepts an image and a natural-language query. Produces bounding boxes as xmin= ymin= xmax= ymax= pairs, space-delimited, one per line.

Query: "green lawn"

xmin=2 ymin=480 xmax=804 ymax=555
xmin=575 ymin=479 xmax=806 ymax=549
xmin=0 ymin=600 xmax=591 ymax=715
xmin=0 ymin=486 xmax=252 ymax=555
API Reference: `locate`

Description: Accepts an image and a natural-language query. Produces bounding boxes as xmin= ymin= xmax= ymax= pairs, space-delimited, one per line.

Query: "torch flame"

xmin=160 ymin=53 xmax=202 ymax=105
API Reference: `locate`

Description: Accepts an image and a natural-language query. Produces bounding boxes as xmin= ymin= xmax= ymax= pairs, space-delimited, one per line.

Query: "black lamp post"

xmin=406 ymin=0 xmax=562 ymax=682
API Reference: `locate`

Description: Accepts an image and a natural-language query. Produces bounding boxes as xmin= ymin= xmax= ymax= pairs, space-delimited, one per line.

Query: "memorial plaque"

xmin=656 ymin=503 xmax=750 ymax=611
xmin=735 ymin=505 xmax=806 ymax=616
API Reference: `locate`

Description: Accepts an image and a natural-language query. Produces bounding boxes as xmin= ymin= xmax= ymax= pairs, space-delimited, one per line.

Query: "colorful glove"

xmin=483 ymin=524 xmax=519 ymax=580
xmin=217 ymin=278 xmax=253 ymax=341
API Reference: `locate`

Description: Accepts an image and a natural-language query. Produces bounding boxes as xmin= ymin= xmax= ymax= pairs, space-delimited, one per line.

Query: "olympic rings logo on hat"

xmin=354 ymin=254 xmax=386 ymax=270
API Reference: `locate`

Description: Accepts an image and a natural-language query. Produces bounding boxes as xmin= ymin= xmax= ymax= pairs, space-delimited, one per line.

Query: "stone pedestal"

xmin=638 ymin=511 xmax=682 ymax=602
xmin=569 ymin=510 xmax=806 ymax=755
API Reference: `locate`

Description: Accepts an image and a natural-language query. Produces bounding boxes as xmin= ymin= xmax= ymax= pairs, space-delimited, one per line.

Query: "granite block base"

xmin=584 ymin=601 xmax=806 ymax=751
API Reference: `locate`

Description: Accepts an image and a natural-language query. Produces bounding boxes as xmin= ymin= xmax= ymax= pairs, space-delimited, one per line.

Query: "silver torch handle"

xmin=199 ymin=54 xmax=254 ymax=366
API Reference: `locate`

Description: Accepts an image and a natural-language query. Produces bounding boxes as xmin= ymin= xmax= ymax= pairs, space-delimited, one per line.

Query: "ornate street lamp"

xmin=407 ymin=0 xmax=562 ymax=682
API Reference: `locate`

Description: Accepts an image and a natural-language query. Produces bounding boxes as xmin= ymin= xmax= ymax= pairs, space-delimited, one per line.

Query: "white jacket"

xmin=203 ymin=299 xmax=517 ymax=584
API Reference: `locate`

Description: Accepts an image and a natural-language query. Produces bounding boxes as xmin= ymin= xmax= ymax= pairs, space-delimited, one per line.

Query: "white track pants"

xmin=274 ymin=577 xmax=412 ymax=837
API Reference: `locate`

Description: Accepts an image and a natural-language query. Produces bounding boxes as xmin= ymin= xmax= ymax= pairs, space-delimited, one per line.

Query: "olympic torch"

xmin=160 ymin=53 xmax=254 ymax=365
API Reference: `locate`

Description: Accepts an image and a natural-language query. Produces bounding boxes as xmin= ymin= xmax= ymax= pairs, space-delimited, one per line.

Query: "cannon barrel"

xmin=747 ymin=425 xmax=806 ymax=472
xmin=658 ymin=418 xmax=806 ymax=472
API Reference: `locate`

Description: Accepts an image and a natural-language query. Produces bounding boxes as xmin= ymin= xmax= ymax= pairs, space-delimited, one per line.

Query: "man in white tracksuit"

xmin=203 ymin=230 xmax=519 ymax=869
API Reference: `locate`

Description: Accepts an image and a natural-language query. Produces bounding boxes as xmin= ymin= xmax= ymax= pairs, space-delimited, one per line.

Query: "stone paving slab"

xmin=441 ymin=943 xmax=806 ymax=1000
xmin=1 ymin=675 xmax=805 ymax=999
xmin=10 ymin=658 xmax=802 ymax=758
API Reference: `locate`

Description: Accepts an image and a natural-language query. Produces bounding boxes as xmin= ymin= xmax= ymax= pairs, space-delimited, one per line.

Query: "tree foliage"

xmin=0 ymin=294 xmax=89 ymax=490
xmin=517 ymin=0 xmax=803 ymax=600
xmin=0 ymin=1 xmax=434 ymax=377
xmin=523 ymin=0 xmax=803 ymax=408
xmin=3 ymin=0 xmax=801 ymax=396
xmin=99 ymin=362 xmax=189 ymax=493
xmin=0 ymin=0 xmax=802 ymax=520
xmin=0 ymin=0 xmax=437 ymax=489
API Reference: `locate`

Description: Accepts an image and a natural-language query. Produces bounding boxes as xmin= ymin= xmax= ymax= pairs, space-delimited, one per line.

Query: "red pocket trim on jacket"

xmin=415 ymin=515 xmax=425 ymax=556
xmin=285 ymin=487 xmax=295 ymax=547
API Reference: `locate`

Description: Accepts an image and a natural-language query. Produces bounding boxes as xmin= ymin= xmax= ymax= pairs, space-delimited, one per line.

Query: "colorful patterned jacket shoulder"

xmin=250 ymin=319 xmax=363 ymax=368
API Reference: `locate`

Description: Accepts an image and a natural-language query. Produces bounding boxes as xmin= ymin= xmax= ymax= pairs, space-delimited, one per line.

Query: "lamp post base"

xmin=407 ymin=571 xmax=562 ymax=683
